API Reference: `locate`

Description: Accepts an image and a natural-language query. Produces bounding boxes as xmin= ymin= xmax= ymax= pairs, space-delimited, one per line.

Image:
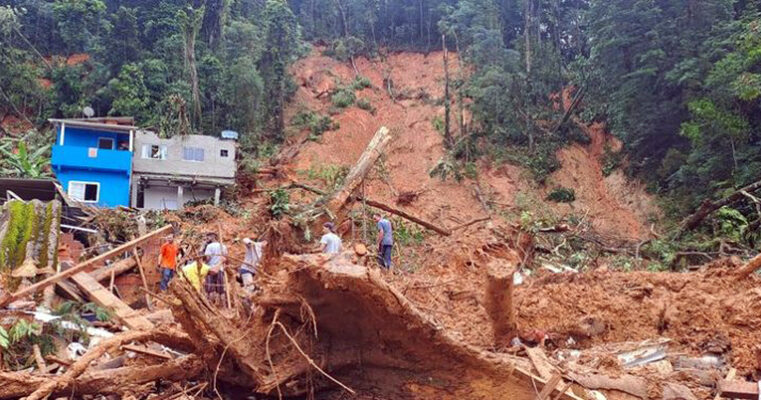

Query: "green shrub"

xmin=351 ymin=75 xmax=372 ymax=90
xmin=331 ymin=88 xmax=356 ymax=108
xmin=304 ymin=164 xmax=349 ymax=190
xmin=291 ymin=111 xmax=339 ymax=139
xmin=357 ymin=97 xmax=375 ymax=113
xmin=601 ymin=144 xmax=623 ymax=176
xmin=269 ymin=189 xmax=291 ymax=219
xmin=546 ymin=187 xmax=576 ymax=203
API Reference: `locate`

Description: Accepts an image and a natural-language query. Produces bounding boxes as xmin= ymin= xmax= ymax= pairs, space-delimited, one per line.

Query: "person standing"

xmin=203 ymin=232 xmax=228 ymax=306
xmin=158 ymin=235 xmax=179 ymax=291
xmin=240 ymin=237 xmax=267 ymax=290
xmin=319 ymin=222 xmax=342 ymax=255
xmin=374 ymin=214 xmax=393 ymax=269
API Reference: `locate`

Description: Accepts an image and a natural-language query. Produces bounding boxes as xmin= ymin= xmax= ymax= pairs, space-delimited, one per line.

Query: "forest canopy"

xmin=0 ymin=0 xmax=760 ymax=222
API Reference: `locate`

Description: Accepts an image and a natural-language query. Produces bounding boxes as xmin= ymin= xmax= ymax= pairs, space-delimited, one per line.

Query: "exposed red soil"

xmin=284 ymin=49 xmax=658 ymax=242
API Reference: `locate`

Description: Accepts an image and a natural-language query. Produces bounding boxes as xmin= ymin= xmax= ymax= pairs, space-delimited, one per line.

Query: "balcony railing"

xmin=51 ymin=145 xmax=132 ymax=174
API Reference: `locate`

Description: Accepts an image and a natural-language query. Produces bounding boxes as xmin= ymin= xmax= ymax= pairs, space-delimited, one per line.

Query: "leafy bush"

xmin=357 ymin=97 xmax=375 ymax=113
xmin=351 ymin=75 xmax=372 ymax=90
xmin=269 ymin=189 xmax=291 ymax=219
xmin=546 ymin=187 xmax=576 ymax=203
xmin=291 ymin=111 xmax=339 ymax=139
xmin=601 ymin=145 xmax=623 ymax=176
xmin=331 ymin=88 xmax=356 ymax=108
xmin=304 ymin=164 xmax=349 ymax=190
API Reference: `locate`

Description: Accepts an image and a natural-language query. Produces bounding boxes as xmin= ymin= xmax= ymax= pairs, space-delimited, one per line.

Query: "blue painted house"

xmin=50 ymin=118 xmax=136 ymax=207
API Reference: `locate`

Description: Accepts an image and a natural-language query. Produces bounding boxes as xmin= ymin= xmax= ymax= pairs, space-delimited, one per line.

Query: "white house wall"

xmin=142 ymin=185 xmax=214 ymax=210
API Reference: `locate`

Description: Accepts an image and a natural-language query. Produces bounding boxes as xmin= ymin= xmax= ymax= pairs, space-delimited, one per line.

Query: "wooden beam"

xmin=717 ymin=380 xmax=757 ymax=400
xmin=0 ymin=225 xmax=172 ymax=308
xmin=537 ymin=373 xmax=563 ymax=400
xmin=133 ymin=250 xmax=153 ymax=311
xmin=69 ymin=272 xmax=153 ymax=330
xmin=121 ymin=344 xmax=171 ymax=360
xmin=736 ymin=253 xmax=761 ymax=278
xmin=356 ymin=196 xmax=451 ymax=236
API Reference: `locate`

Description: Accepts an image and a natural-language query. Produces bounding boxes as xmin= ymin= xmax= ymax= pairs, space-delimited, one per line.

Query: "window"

xmin=68 ymin=181 xmax=99 ymax=203
xmin=97 ymin=137 xmax=114 ymax=150
xmin=220 ymin=149 xmax=229 ymax=158
xmin=142 ymin=144 xmax=167 ymax=160
xmin=182 ymin=147 xmax=204 ymax=162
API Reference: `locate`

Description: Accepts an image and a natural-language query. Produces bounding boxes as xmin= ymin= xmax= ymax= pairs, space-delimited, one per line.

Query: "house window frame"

xmin=97 ymin=137 xmax=115 ymax=150
xmin=68 ymin=181 xmax=100 ymax=203
xmin=220 ymin=149 xmax=229 ymax=158
xmin=182 ymin=146 xmax=205 ymax=162
xmin=142 ymin=144 xmax=167 ymax=160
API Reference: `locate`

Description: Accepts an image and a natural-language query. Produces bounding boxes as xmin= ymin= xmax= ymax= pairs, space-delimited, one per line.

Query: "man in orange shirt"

xmin=158 ymin=235 xmax=179 ymax=291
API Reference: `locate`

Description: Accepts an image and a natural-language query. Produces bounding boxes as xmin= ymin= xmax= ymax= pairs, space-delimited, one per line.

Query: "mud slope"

xmin=285 ymin=49 xmax=658 ymax=241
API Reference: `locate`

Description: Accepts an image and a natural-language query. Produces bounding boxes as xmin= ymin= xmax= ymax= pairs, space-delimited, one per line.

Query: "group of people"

xmin=155 ymin=213 xmax=395 ymax=305
xmin=156 ymin=232 xmax=267 ymax=305
xmin=319 ymin=213 xmax=394 ymax=269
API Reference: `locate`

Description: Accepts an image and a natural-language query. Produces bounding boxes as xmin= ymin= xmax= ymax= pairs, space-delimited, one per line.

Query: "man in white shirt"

xmin=203 ymin=232 xmax=228 ymax=306
xmin=319 ymin=222 xmax=342 ymax=255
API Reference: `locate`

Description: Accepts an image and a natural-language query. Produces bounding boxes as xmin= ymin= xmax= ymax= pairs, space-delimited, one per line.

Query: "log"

xmin=736 ymin=253 xmax=761 ymax=278
xmin=90 ymin=257 xmax=137 ymax=282
xmin=356 ymin=196 xmax=451 ymax=236
xmin=327 ymin=126 xmax=392 ymax=214
xmin=22 ymin=328 xmax=189 ymax=400
xmin=679 ymin=178 xmax=761 ymax=234
xmin=0 ymin=355 xmax=202 ymax=399
xmin=133 ymin=249 xmax=153 ymax=310
xmin=0 ymin=225 xmax=172 ymax=308
xmin=566 ymin=371 xmax=649 ymax=398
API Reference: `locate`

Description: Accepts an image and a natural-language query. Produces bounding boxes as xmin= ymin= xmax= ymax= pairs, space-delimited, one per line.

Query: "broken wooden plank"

xmin=327 ymin=126 xmax=392 ymax=214
xmin=717 ymin=379 xmax=757 ymax=400
xmin=736 ymin=253 xmax=761 ymax=278
xmin=69 ymin=272 xmax=153 ymax=330
xmin=356 ymin=196 xmax=451 ymax=236
xmin=133 ymin=249 xmax=153 ymax=311
xmin=566 ymin=371 xmax=649 ymax=399
xmin=0 ymin=225 xmax=172 ymax=308
xmin=525 ymin=346 xmax=558 ymax=381
xmin=714 ymin=368 xmax=737 ymax=400
xmin=121 ymin=344 xmax=171 ymax=360
xmin=537 ymin=373 xmax=563 ymax=400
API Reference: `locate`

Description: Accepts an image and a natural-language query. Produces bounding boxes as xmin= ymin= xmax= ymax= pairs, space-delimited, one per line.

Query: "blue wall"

xmin=56 ymin=126 xmax=130 ymax=149
xmin=52 ymin=124 xmax=133 ymax=208
xmin=54 ymin=168 xmax=131 ymax=207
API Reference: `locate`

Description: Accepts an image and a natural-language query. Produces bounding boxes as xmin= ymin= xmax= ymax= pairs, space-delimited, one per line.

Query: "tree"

xmin=259 ymin=0 xmax=301 ymax=141
xmin=0 ymin=141 xmax=51 ymax=178
xmin=177 ymin=5 xmax=205 ymax=130
xmin=52 ymin=0 xmax=111 ymax=54
xmin=108 ymin=63 xmax=150 ymax=120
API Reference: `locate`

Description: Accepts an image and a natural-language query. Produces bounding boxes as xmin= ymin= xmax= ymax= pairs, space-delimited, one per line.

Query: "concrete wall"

xmin=132 ymin=131 xmax=236 ymax=179
xmin=142 ymin=185 xmax=214 ymax=210
xmin=54 ymin=168 xmax=131 ymax=208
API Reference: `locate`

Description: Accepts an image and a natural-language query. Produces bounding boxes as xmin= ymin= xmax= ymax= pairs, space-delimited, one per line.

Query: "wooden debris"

xmin=566 ymin=371 xmax=648 ymax=399
xmin=713 ymin=368 xmax=737 ymax=400
xmin=133 ymin=249 xmax=153 ymax=310
xmin=355 ymin=196 xmax=451 ymax=236
xmin=537 ymin=373 xmax=563 ymax=400
xmin=525 ymin=346 xmax=558 ymax=381
xmin=0 ymin=225 xmax=172 ymax=308
xmin=717 ymin=379 xmax=757 ymax=399
xmin=70 ymin=272 xmax=153 ymax=330
xmin=121 ymin=344 xmax=172 ymax=360
xmin=32 ymin=344 xmax=46 ymax=372
xmin=90 ymin=257 xmax=137 ymax=282
xmin=679 ymin=178 xmax=761 ymax=234
xmin=485 ymin=260 xmax=516 ymax=347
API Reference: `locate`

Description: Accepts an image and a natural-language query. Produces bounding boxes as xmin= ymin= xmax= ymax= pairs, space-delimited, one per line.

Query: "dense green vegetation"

xmin=0 ymin=0 xmax=760 ymax=239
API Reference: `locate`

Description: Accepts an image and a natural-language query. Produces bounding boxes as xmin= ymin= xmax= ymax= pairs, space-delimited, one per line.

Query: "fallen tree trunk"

xmin=327 ymin=126 xmax=392 ymax=215
xmin=0 ymin=356 xmax=202 ymax=399
xmin=679 ymin=179 xmax=761 ymax=234
xmin=356 ymin=196 xmax=452 ymax=236
xmin=169 ymin=254 xmax=581 ymax=399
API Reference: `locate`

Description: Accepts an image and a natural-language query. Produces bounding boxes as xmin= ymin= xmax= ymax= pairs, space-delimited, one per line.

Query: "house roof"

xmin=49 ymin=118 xmax=139 ymax=133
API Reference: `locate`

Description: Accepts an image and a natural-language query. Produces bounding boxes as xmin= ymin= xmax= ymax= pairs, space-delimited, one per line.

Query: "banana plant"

xmin=0 ymin=140 xmax=51 ymax=178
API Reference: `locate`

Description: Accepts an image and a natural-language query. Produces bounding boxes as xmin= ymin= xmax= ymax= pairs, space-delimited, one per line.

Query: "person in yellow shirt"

xmin=181 ymin=260 xmax=211 ymax=292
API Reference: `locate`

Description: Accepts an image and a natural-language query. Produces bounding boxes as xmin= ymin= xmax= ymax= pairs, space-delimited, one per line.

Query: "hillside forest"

xmin=0 ymin=0 xmax=760 ymax=248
